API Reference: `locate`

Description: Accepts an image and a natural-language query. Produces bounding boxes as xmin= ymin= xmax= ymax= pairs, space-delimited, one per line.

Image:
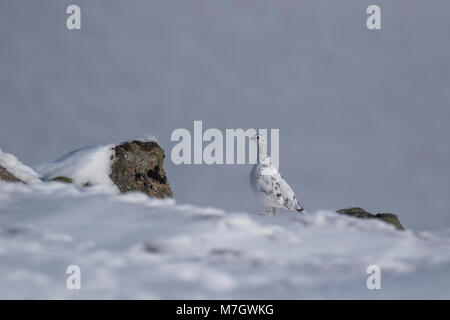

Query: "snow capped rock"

xmin=0 ymin=148 xmax=40 ymax=183
xmin=34 ymin=144 xmax=117 ymax=190
xmin=32 ymin=139 xmax=173 ymax=198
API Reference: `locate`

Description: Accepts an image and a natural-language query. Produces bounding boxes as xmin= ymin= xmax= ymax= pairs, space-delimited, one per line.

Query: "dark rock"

xmin=336 ymin=207 xmax=404 ymax=230
xmin=50 ymin=176 xmax=73 ymax=183
xmin=375 ymin=213 xmax=404 ymax=230
xmin=0 ymin=165 xmax=23 ymax=183
xmin=143 ymin=243 xmax=160 ymax=253
xmin=109 ymin=140 xmax=173 ymax=198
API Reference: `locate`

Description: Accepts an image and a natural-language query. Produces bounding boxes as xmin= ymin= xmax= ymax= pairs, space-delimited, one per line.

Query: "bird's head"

xmin=250 ymin=134 xmax=266 ymax=143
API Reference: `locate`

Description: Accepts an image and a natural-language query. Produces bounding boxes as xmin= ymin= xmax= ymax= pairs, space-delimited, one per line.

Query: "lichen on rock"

xmin=109 ymin=140 xmax=173 ymax=198
xmin=50 ymin=176 xmax=73 ymax=183
xmin=336 ymin=207 xmax=404 ymax=230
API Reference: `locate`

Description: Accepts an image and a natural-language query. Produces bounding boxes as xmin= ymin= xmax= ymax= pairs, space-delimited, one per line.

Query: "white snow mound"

xmin=0 ymin=148 xmax=40 ymax=182
xmin=34 ymin=144 xmax=117 ymax=189
xmin=1 ymin=181 xmax=450 ymax=299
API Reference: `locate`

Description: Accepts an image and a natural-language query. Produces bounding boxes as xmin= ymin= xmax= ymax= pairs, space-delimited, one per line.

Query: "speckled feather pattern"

xmin=249 ymin=135 xmax=304 ymax=213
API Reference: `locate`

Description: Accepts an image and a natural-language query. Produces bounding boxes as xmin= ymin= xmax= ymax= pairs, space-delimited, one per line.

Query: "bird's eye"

xmin=257 ymin=136 xmax=259 ymax=140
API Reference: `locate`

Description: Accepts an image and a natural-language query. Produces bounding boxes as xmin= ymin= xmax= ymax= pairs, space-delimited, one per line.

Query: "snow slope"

xmin=34 ymin=144 xmax=117 ymax=190
xmin=1 ymin=179 xmax=450 ymax=299
xmin=33 ymin=136 xmax=158 ymax=189
xmin=0 ymin=148 xmax=39 ymax=183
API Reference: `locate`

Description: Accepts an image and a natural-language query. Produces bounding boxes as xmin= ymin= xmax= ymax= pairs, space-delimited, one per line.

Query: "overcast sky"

xmin=1 ymin=0 xmax=449 ymax=230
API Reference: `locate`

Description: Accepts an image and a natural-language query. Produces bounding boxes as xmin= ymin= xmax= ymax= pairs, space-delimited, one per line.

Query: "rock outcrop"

xmin=0 ymin=165 xmax=23 ymax=182
xmin=109 ymin=140 xmax=173 ymax=198
xmin=337 ymin=207 xmax=404 ymax=230
xmin=50 ymin=176 xmax=73 ymax=183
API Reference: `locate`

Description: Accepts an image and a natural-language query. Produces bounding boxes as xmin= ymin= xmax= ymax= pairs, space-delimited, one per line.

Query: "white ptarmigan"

xmin=249 ymin=134 xmax=304 ymax=214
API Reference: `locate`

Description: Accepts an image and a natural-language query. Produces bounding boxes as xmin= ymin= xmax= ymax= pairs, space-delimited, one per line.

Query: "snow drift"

xmin=1 ymin=179 xmax=450 ymax=299
xmin=34 ymin=144 xmax=116 ymax=189
xmin=0 ymin=148 xmax=39 ymax=183
xmin=1 ymin=145 xmax=450 ymax=299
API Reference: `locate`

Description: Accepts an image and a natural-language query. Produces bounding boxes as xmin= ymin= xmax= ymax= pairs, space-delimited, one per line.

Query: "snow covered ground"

xmin=2 ymin=1 xmax=450 ymax=299
xmin=1 ymin=144 xmax=450 ymax=299
xmin=1 ymin=179 xmax=450 ymax=299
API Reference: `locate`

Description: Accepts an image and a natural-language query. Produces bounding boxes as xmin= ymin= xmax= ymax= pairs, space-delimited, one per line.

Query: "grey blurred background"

xmin=1 ymin=0 xmax=449 ymax=230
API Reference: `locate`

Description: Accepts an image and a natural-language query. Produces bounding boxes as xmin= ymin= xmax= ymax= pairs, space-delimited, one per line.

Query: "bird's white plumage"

xmin=249 ymin=134 xmax=304 ymax=214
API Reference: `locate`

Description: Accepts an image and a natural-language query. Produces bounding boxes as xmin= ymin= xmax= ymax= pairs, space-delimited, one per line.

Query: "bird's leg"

xmin=272 ymin=208 xmax=277 ymax=215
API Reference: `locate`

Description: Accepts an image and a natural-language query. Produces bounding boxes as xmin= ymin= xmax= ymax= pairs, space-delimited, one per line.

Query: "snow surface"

xmin=0 ymin=148 xmax=40 ymax=183
xmin=34 ymin=144 xmax=117 ymax=190
xmin=1 ymin=144 xmax=450 ymax=298
xmin=1 ymin=180 xmax=450 ymax=299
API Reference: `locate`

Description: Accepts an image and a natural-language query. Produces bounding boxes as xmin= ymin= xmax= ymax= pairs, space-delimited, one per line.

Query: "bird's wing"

xmin=257 ymin=171 xmax=299 ymax=209
xmin=276 ymin=174 xmax=300 ymax=209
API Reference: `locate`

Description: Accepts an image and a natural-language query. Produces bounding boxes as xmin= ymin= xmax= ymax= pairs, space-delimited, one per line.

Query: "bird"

xmin=249 ymin=134 xmax=304 ymax=215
